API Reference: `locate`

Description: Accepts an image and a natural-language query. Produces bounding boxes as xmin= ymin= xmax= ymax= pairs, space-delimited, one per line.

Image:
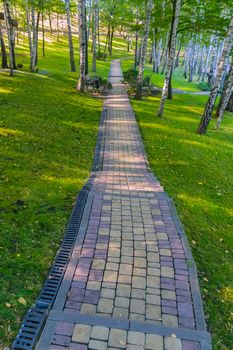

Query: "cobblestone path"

xmin=37 ymin=61 xmax=212 ymax=350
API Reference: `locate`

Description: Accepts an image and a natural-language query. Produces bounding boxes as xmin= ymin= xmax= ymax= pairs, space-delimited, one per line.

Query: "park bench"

xmin=85 ymin=75 xmax=101 ymax=92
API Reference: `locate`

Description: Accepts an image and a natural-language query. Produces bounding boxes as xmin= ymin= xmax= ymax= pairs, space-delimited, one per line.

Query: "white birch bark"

xmin=197 ymin=16 xmax=233 ymax=134
xmin=158 ymin=0 xmax=181 ymax=117
xmin=65 ymin=0 xmax=76 ymax=72
xmin=77 ymin=0 xmax=87 ymax=92
xmin=202 ymin=36 xmax=213 ymax=81
xmin=216 ymin=62 xmax=233 ymax=128
xmin=92 ymin=0 xmax=98 ymax=72
xmin=4 ymin=0 xmax=15 ymax=75
xmin=135 ymin=0 xmax=153 ymax=100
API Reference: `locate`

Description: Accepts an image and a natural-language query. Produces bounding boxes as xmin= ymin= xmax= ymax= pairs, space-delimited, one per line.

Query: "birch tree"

xmin=92 ymin=0 xmax=98 ymax=72
xmin=77 ymin=0 xmax=87 ymax=92
xmin=65 ymin=0 xmax=76 ymax=72
xmin=215 ymin=61 xmax=233 ymax=128
xmin=157 ymin=0 xmax=181 ymax=117
xmin=135 ymin=0 xmax=153 ymax=100
xmin=0 ymin=21 xmax=8 ymax=68
xmin=197 ymin=16 xmax=233 ymax=134
xmin=3 ymin=0 xmax=16 ymax=75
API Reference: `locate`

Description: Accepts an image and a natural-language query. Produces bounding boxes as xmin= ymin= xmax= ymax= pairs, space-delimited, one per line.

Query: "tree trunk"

xmin=134 ymin=7 xmax=139 ymax=69
xmin=215 ymin=63 xmax=233 ymax=128
xmin=65 ymin=0 xmax=76 ymax=71
xmin=0 ymin=22 xmax=8 ymax=68
xmin=4 ymin=0 xmax=16 ymax=75
xmin=30 ymin=7 xmax=38 ymax=72
xmin=197 ymin=16 xmax=233 ymax=134
xmin=92 ymin=0 xmax=98 ymax=72
xmin=157 ymin=0 xmax=181 ymax=117
xmin=208 ymin=35 xmax=218 ymax=85
xmin=57 ymin=13 xmax=59 ymax=42
xmin=174 ymin=38 xmax=182 ymax=68
xmin=226 ymin=91 xmax=233 ymax=112
xmin=135 ymin=0 xmax=153 ymax=100
xmin=42 ymin=4 xmax=45 ymax=57
xmin=87 ymin=0 xmax=92 ymax=42
xmin=77 ymin=0 xmax=87 ymax=92
xmin=48 ymin=11 xmax=53 ymax=33
xmin=202 ymin=36 xmax=213 ymax=81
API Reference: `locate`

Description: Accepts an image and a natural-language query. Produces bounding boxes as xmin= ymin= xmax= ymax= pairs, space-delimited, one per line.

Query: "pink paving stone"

xmin=52 ymin=334 xmax=70 ymax=347
xmin=161 ymin=283 xmax=176 ymax=291
xmin=162 ymin=299 xmax=177 ymax=307
xmin=75 ymin=267 xmax=89 ymax=277
xmin=178 ymin=302 xmax=194 ymax=318
xmin=182 ymin=340 xmax=201 ymax=350
xmin=54 ymin=322 xmax=74 ymax=337
xmin=179 ymin=316 xmax=196 ymax=328
xmin=162 ymin=306 xmax=178 ymax=315
xmin=66 ymin=301 xmax=81 ymax=310
xmin=49 ymin=346 xmax=68 ymax=350
xmin=176 ymin=280 xmax=190 ymax=290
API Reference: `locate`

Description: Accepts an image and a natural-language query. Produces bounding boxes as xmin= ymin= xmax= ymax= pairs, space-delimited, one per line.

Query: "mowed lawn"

xmin=130 ymin=93 xmax=233 ymax=350
xmin=0 ymin=34 xmax=132 ymax=347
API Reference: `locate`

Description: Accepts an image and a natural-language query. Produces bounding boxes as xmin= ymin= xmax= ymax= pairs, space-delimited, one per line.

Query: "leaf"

xmin=203 ymin=277 xmax=208 ymax=282
xmin=6 ymin=303 xmax=11 ymax=308
xmin=192 ymin=240 xmax=196 ymax=245
xmin=18 ymin=297 xmax=27 ymax=305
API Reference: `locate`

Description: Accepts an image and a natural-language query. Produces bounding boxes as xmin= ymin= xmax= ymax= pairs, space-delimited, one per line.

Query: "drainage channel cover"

xmin=12 ymin=188 xmax=90 ymax=349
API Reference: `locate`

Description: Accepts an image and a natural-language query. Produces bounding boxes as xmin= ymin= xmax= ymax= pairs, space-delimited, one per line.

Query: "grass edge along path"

xmin=130 ymin=94 xmax=233 ymax=350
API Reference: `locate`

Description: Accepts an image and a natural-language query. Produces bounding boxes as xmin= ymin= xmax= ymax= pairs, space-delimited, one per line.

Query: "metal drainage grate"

xmin=11 ymin=308 xmax=47 ymax=350
xmin=12 ymin=187 xmax=90 ymax=349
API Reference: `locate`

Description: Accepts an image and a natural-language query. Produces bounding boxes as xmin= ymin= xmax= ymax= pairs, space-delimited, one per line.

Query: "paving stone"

xmin=116 ymin=284 xmax=131 ymax=297
xmin=146 ymin=293 xmax=161 ymax=305
xmin=146 ymin=305 xmax=161 ymax=320
xmin=127 ymin=331 xmax=145 ymax=345
xmin=130 ymin=298 xmax=145 ymax=314
xmin=91 ymin=326 xmax=109 ymax=341
xmin=97 ymin=298 xmax=114 ymax=313
xmin=146 ymin=334 xmax=163 ymax=350
xmin=101 ymin=288 xmax=115 ymax=299
xmin=165 ymin=337 xmax=182 ymax=350
xmin=115 ymin=296 xmax=130 ymax=308
xmin=113 ymin=307 xmax=129 ymax=319
xmin=89 ymin=339 xmax=107 ymax=350
xmin=162 ymin=314 xmax=178 ymax=327
xmin=72 ymin=324 xmax=92 ymax=344
xmin=108 ymin=329 xmax=127 ymax=349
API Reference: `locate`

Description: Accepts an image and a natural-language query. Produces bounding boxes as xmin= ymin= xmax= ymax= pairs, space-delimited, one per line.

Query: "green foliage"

xmin=198 ymin=81 xmax=212 ymax=91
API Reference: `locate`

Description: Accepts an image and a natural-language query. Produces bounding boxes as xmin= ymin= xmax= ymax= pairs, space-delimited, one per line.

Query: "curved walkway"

xmin=13 ymin=61 xmax=212 ymax=350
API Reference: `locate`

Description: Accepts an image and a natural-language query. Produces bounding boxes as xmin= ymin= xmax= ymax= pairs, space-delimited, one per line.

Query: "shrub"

xmin=198 ymin=81 xmax=211 ymax=91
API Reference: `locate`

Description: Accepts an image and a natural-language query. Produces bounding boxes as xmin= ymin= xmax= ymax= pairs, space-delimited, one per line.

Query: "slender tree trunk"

xmin=135 ymin=0 xmax=153 ymax=100
xmin=215 ymin=63 xmax=233 ymax=128
xmin=57 ymin=13 xmax=59 ymax=42
xmin=202 ymin=36 xmax=213 ymax=81
xmin=42 ymin=4 xmax=45 ymax=57
xmin=4 ymin=0 xmax=15 ymax=75
xmin=175 ymin=37 xmax=182 ymax=68
xmin=92 ymin=0 xmax=98 ymax=72
xmin=77 ymin=0 xmax=87 ymax=92
xmin=30 ymin=7 xmax=38 ymax=72
xmin=208 ymin=35 xmax=218 ymax=85
xmin=48 ymin=11 xmax=53 ymax=33
xmin=134 ymin=7 xmax=139 ymax=69
xmin=156 ymin=38 xmax=162 ymax=73
xmin=197 ymin=16 xmax=233 ymax=134
xmin=158 ymin=0 xmax=181 ymax=117
xmin=226 ymin=91 xmax=233 ymax=111
xmin=65 ymin=0 xmax=76 ymax=71
xmin=0 ymin=22 xmax=8 ymax=68
xmin=87 ymin=0 xmax=92 ymax=42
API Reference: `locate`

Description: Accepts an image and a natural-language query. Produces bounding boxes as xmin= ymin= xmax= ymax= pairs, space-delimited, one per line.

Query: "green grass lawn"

xmin=0 ymin=32 xmax=134 ymax=347
xmin=121 ymin=58 xmax=201 ymax=92
xmin=130 ymin=94 xmax=233 ymax=350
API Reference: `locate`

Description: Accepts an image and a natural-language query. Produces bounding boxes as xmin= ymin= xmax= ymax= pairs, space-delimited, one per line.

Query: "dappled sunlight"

xmin=177 ymin=193 xmax=233 ymax=218
xmin=0 ymin=86 xmax=13 ymax=94
xmin=41 ymin=174 xmax=85 ymax=186
xmin=0 ymin=127 xmax=25 ymax=138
